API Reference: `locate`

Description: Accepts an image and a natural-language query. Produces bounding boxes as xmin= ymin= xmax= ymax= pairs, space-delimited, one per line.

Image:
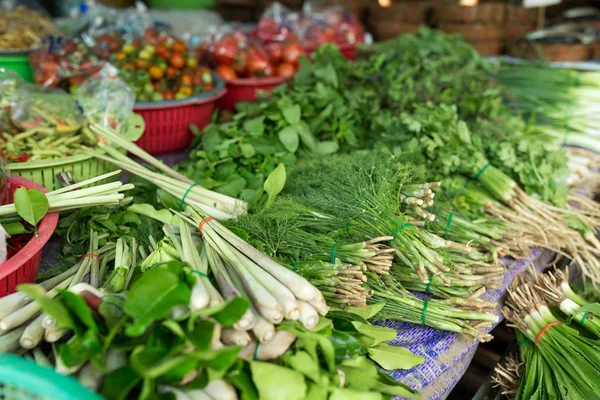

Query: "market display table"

xmin=379 ymin=249 xmax=548 ymax=399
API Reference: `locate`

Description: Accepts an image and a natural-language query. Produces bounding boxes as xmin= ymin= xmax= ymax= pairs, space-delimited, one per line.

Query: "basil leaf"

xmin=13 ymin=187 xmax=49 ymax=228
xmin=278 ymin=126 xmax=299 ymax=152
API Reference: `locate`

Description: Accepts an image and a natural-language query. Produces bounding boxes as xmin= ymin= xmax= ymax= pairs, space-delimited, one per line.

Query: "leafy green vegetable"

xmin=13 ymin=187 xmax=49 ymax=228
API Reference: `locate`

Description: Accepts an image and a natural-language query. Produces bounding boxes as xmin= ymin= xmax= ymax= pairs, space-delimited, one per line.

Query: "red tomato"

xmin=276 ymin=62 xmax=296 ymax=78
xmin=216 ymin=65 xmax=238 ymax=81
xmin=136 ymin=58 xmax=150 ymax=70
xmin=166 ymin=67 xmax=178 ymax=79
xmin=163 ymin=91 xmax=175 ymax=101
xmin=170 ymin=54 xmax=186 ymax=69
xmin=180 ymin=74 xmax=193 ymax=86
xmin=155 ymin=44 xmax=171 ymax=59
xmin=247 ymin=53 xmax=273 ymax=77
xmin=149 ymin=66 xmax=164 ymax=80
xmin=283 ymin=43 xmax=304 ymax=67
xmin=266 ymin=43 xmax=284 ymax=64
xmin=212 ymin=37 xmax=239 ymax=66
xmin=172 ymin=40 xmax=187 ymax=54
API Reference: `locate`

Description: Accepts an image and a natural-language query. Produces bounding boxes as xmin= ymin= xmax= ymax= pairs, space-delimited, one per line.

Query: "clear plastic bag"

xmin=256 ymin=2 xmax=298 ymax=44
xmin=297 ymin=4 xmax=364 ymax=48
xmin=10 ymin=84 xmax=84 ymax=132
xmin=0 ymin=68 xmax=23 ymax=133
xmin=76 ymin=64 xmax=135 ymax=132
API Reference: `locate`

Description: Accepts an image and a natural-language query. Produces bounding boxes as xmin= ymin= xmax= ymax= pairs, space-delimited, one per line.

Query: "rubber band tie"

xmin=443 ymin=212 xmax=454 ymax=239
xmin=425 ymin=275 xmax=433 ymax=294
xmin=580 ymin=311 xmax=591 ymax=325
xmin=475 ymin=163 xmax=491 ymax=180
xmin=253 ymin=341 xmax=260 ymax=361
xmin=535 ymin=321 xmax=562 ymax=345
xmin=420 ymin=299 xmax=429 ymax=325
xmin=191 ymin=270 xmax=209 ymax=279
xmin=330 ymin=243 xmax=339 ymax=264
xmin=345 ymin=223 xmax=350 ymax=233
xmin=198 ymin=216 xmax=215 ymax=235
xmin=179 ymin=183 xmax=198 ymax=210
xmin=80 ymin=254 xmax=100 ymax=263
xmin=517 ymin=339 xmax=532 ymax=346
xmin=388 ymin=223 xmax=414 ymax=245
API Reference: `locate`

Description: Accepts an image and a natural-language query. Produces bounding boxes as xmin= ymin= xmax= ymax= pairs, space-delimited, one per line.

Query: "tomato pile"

xmin=113 ymin=29 xmax=215 ymax=102
xmin=209 ymin=32 xmax=304 ymax=81
xmin=30 ymin=29 xmax=216 ymax=102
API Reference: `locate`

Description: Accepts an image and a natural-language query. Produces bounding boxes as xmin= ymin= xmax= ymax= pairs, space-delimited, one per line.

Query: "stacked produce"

xmin=0 ymin=6 xmax=55 ymax=51
xmin=493 ymin=268 xmax=600 ymax=399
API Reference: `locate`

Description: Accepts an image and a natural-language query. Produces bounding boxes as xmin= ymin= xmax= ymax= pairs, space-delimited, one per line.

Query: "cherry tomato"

xmin=233 ymin=51 xmax=248 ymax=75
xmin=216 ymin=65 xmax=238 ymax=81
xmin=180 ymin=74 xmax=193 ymax=86
xmin=149 ymin=66 xmax=164 ymax=80
xmin=266 ymin=43 xmax=284 ymax=64
xmin=178 ymin=86 xmax=193 ymax=97
xmin=121 ymin=62 xmax=135 ymax=70
xmin=212 ymin=37 xmax=239 ymax=66
xmin=136 ymin=58 xmax=150 ymax=70
xmin=17 ymin=154 xmax=30 ymax=162
xmin=155 ymin=44 xmax=170 ymax=59
xmin=115 ymin=52 xmax=126 ymax=62
xmin=166 ymin=67 xmax=178 ymax=79
xmin=276 ymin=62 xmax=296 ymax=78
xmin=283 ymin=43 xmax=304 ymax=67
xmin=172 ymin=40 xmax=187 ymax=54
xmin=169 ymin=53 xmax=186 ymax=69
xmin=186 ymin=56 xmax=199 ymax=69
xmin=247 ymin=53 xmax=273 ymax=77
xmin=163 ymin=91 xmax=175 ymax=101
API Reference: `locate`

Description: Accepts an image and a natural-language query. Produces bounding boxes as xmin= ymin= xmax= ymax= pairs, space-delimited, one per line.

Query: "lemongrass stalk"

xmin=0 ymin=326 xmax=26 ymax=353
xmin=203 ymin=215 xmax=323 ymax=303
xmin=45 ymin=326 xmax=69 ymax=343
xmin=46 ymin=170 xmax=123 ymax=196
xmin=252 ymin=311 xmax=276 ymax=343
xmin=105 ymin=350 xmax=126 ymax=372
xmin=32 ymin=347 xmax=52 ymax=367
xmin=78 ymin=363 xmax=103 ymax=391
xmin=46 ymin=181 xmax=129 ymax=201
xmin=297 ymin=301 xmax=319 ymax=329
xmin=19 ymin=313 xmax=46 ymax=349
xmin=239 ymin=331 xmax=297 ymax=361
xmin=203 ymin=380 xmax=238 ymax=400
xmin=178 ymin=219 xmax=210 ymax=310
xmin=185 ymin=391 xmax=212 ymax=400
xmin=221 ymin=328 xmax=251 ymax=347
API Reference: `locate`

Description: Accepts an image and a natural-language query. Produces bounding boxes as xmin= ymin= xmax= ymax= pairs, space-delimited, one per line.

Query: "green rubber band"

xmin=517 ymin=339 xmax=532 ymax=346
xmin=253 ymin=341 xmax=260 ymax=361
xmin=475 ymin=163 xmax=491 ymax=180
xmin=425 ymin=275 xmax=433 ymax=294
xmin=179 ymin=183 xmax=198 ymax=211
xmin=191 ymin=270 xmax=209 ymax=279
xmin=388 ymin=223 xmax=414 ymax=245
xmin=330 ymin=243 xmax=339 ymax=264
xmin=420 ymin=299 xmax=429 ymax=325
xmin=291 ymin=258 xmax=299 ymax=272
xmin=345 ymin=223 xmax=350 ymax=233
xmin=581 ymin=311 xmax=591 ymax=325
xmin=443 ymin=212 xmax=453 ymax=239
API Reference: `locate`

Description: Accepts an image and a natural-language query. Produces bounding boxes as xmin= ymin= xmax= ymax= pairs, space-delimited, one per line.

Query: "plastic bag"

xmin=0 ymin=3 xmax=55 ymax=51
xmin=0 ymin=68 xmax=23 ymax=134
xmin=297 ymin=4 xmax=364 ymax=48
xmin=76 ymin=64 xmax=135 ymax=132
xmin=10 ymin=84 xmax=84 ymax=132
xmin=256 ymin=2 xmax=298 ymax=44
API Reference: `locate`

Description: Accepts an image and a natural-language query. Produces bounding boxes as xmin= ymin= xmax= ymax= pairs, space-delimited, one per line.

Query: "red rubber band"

xmin=535 ymin=321 xmax=562 ymax=345
xmin=198 ymin=216 xmax=215 ymax=235
xmin=80 ymin=254 xmax=101 ymax=264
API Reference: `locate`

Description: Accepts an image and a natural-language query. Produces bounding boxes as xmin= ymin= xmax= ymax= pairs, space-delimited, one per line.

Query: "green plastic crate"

xmin=8 ymin=154 xmax=115 ymax=191
xmin=0 ymin=354 xmax=103 ymax=400
xmin=0 ymin=54 xmax=34 ymax=82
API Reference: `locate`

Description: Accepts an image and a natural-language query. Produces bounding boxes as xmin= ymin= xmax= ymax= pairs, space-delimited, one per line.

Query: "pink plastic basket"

xmin=133 ymin=76 xmax=227 ymax=155
xmin=217 ymin=75 xmax=292 ymax=110
xmin=0 ymin=176 xmax=59 ymax=297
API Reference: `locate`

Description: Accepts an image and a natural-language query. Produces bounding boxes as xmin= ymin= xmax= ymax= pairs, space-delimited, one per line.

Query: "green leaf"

xmin=240 ymin=143 xmax=256 ymax=159
xmin=243 ymin=116 xmax=265 ymax=138
xmin=202 ymin=128 xmax=222 ymax=152
xmin=351 ymin=322 xmax=397 ymax=346
xmin=127 ymin=204 xmax=174 ymax=225
xmin=317 ymin=141 xmax=339 ymax=155
xmin=376 ymin=373 xmax=424 ymax=399
xmin=228 ymin=362 xmax=259 ymax=400
xmin=367 ymin=344 xmax=424 ymax=370
xmin=3 ymin=222 xmax=27 ymax=235
xmin=13 ymin=187 xmax=49 ymax=227
xmin=263 ymin=164 xmax=286 ymax=209
xmin=344 ymin=303 xmax=386 ymax=320
xmin=186 ymin=320 xmax=214 ymax=350
xmin=329 ymin=388 xmax=382 ymax=400
xmin=124 ymin=268 xmax=191 ymax=336
xmin=17 ymin=284 xmax=74 ymax=330
xmin=61 ymin=291 xmax=98 ymax=333
xmin=123 ymin=113 xmax=145 ymax=141
xmin=295 ymin=122 xmax=317 ymax=152
xmin=218 ymin=177 xmax=247 ymax=198
xmin=339 ymin=356 xmax=379 ymax=389
xmin=283 ymin=351 xmax=321 ymax=382
xmin=131 ymin=347 xmax=197 ymax=379
xmin=278 ymin=126 xmax=299 ymax=152
xmin=282 ymin=105 xmax=301 ymax=126
xmin=101 ymin=365 xmax=142 ymax=400
xmin=250 ymin=361 xmax=307 ymax=400
xmin=191 ymin=297 xmax=249 ymax=327
xmin=60 ymin=329 xmax=103 ymax=368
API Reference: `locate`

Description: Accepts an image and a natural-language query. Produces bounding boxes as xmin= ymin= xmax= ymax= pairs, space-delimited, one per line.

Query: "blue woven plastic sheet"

xmin=378 ymin=249 xmax=548 ymax=400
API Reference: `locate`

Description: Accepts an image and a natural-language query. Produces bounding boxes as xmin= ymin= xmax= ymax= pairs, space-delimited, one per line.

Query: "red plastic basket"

xmin=217 ymin=76 xmax=292 ymax=110
xmin=0 ymin=176 xmax=59 ymax=297
xmin=133 ymin=82 xmax=227 ymax=155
